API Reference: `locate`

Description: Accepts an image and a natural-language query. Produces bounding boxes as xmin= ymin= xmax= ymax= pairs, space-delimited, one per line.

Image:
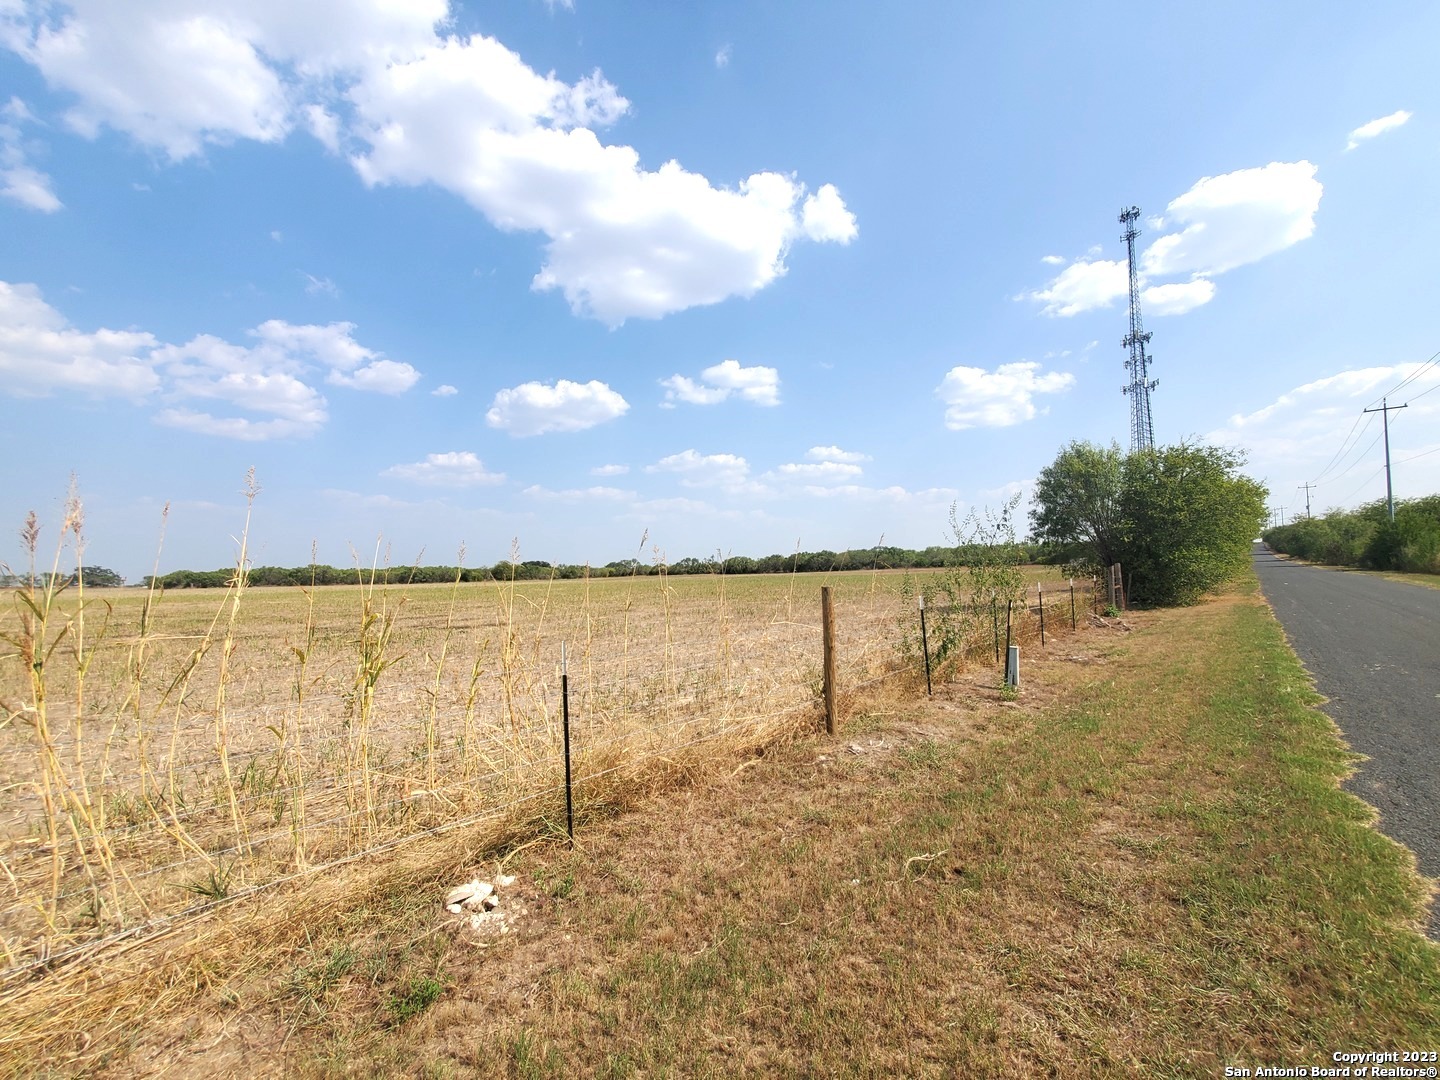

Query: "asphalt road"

xmin=1252 ymin=544 xmax=1440 ymax=937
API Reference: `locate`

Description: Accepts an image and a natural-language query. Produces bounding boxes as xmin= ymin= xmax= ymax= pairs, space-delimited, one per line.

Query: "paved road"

xmin=1252 ymin=544 xmax=1440 ymax=936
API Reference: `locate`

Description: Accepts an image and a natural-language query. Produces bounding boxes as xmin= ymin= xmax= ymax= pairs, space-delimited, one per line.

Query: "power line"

xmin=1334 ymin=465 xmax=1388 ymax=507
xmin=1369 ymin=348 xmax=1440 ymax=406
xmin=1315 ymin=416 xmax=1381 ymax=486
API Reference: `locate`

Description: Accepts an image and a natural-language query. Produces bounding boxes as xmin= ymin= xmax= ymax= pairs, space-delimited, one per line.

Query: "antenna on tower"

xmin=1119 ymin=207 xmax=1157 ymax=452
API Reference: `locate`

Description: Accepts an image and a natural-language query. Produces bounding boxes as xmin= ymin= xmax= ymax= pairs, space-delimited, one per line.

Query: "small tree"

xmin=899 ymin=494 xmax=1026 ymax=677
xmin=1030 ymin=440 xmax=1126 ymax=570
xmin=1030 ymin=440 xmax=1267 ymax=606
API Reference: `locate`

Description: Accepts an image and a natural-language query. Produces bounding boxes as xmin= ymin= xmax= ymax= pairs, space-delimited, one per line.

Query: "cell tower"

xmin=1119 ymin=206 xmax=1157 ymax=451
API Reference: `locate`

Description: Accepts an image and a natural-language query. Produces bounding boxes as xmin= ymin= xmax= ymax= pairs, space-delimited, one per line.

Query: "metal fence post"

xmin=561 ymin=642 xmax=574 ymax=846
xmin=918 ymin=592 xmax=932 ymax=696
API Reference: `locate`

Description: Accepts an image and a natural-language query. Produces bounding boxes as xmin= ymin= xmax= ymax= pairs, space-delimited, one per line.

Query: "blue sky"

xmin=2 ymin=1 xmax=1438 ymax=579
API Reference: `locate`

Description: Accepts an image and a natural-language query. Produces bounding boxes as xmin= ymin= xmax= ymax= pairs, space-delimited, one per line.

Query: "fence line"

xmin=0 ymin=573 xmax=1095 ymax=981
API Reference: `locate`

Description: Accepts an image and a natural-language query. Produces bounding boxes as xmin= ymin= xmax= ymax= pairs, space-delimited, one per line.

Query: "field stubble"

xmin=0 ymin=558 xmax=1075 ymax=982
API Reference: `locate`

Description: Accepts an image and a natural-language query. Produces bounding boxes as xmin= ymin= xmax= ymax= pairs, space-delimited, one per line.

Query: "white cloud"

xmin=381 ymin=451 xmax=505 ymax=487
xmin=432 ymin=383 xmax=458 ymax=397
xmin=9 ymin=0 xmax=445 ymax=160
xmin=4 ymin=6 xmax=854 ymax=326
xmin=714 ymin=44 xmax=731 ymax=69
xmin=1040 ymin=254 xmax=1065 ymax=266
xmin=805 ymin=446 xmax=870 ymax=464
xmin=304 ymin=104 xmax=341 ymax=153
xmin=1142 ymin=161 xmax=1322 ymax=277
xmin=0 ymin=280 xmax=160 ymax=397
xmin=327 ymin=357 xmax=421 ymax=394
xmin=0 ymin=281 xmax=418 ymax=437
xmin=769 ymin=461 xmax=863 ymax=483
xmin=1206 ymin=363 xmax=1440 ymax=504
xmin=1025 ymin=258 xmax=1128 ymax=317
xmin=661 ymin=359 xmax=780 ymax=407
xmin=647 ymin=449 xmax=751 ymax=489
xmin=304 ymin=273 xmax=340 ymax=297
xmin=1028 ymin=161 xmax=1323 ymax=320
xmin=936 ymin=360 xmax=1075 ymax=430
xmin=485 ymin=378 xmax=629 ymax=436
xmin=522 ymin=484 xmax=635 ymax=501
xmin=1 ymin=96 xmax=61 ymax=211
xmin=659 ymin=375 xmax=728 ymax=407
xmin=154 ymin=336 xmax=331 ymax=438
xmin=346 ymin=33 xmax=854 ymax=325
xmin=252 ymin=319 xmax=421 ymax=394
xmin=1141 ymin=278 xmax=1217 ymax=316
xmin=1346 ymin=109 xmax=1412 ymax=151
xmin=800 ymin=183 xmax=858 ymax=243
xmin=591 ymin=463 xmax=629 ymax=476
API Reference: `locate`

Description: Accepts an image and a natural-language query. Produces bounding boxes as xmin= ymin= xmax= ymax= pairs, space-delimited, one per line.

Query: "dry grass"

xmin=0 ymin=498 xmax=1100 ymax=1075
xmin=91 ymin=583 xmax=1437 ymax=1078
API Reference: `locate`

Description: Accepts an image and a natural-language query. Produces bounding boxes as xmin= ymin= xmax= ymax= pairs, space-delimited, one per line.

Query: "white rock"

xmin=481 ymin=893 xmax=500 ymax=910
xmin=445 ymin=879 xmax=494 ymax=909
xmin=445 ymin=903 xmax=463 ymax=914
xmin=495 ymin=874 xmax=517 ymax=889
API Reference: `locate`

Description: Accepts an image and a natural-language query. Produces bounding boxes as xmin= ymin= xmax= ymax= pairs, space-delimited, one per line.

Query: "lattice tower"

xmin=1119 ymin=206 xmax=1158 ymax=451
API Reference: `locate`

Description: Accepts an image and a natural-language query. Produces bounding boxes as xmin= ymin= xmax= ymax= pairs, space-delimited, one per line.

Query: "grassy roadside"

xmin=91 ymin=585 xmax=1440 ymax=1075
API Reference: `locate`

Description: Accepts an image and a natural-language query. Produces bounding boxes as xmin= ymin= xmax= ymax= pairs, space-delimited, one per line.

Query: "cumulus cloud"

xmin=2 ymin=4 xmax=855 ymax=325
xmin=0 ymin=281 xmax=418 ymax=437
xmin=431 ymin=383 xmax=458 ymax=396
xmin=1206 ymin=363 xmax=1440 ymax=501
xmin=1025 ymin=258 xmax=1128 ymax=317
xmin=660 ymin=359 xmax=780 ymax=407
xmin=1141 ymin=278 xmax=1217 ymax=317
xmin=1028 ymin=161 xmax=1322 ymax=319
xmin=768 ymin=461 xmax=863 ymax=483
xmin=9 ymin=0 xmax=444 ymax=160
xmin=714 ymin=44 xmax=731 ymax=69
xmin=381 ymin=451 xmax=505 ymax=487
xmin=1346 ymin=109 xmax=1412 ymax=151
xmin=1142 ymin=161 xmax=1323 ymax=278
xmin=936 ymin=361 xmax=1075 ymax=430
xmin=591 ymin=463 xmax=629 ymax=476
xmin=646 ymin=449 xmax=751 ymax=489
xmin=0 ymin=280 xmax=159 ymax=396
xmin=1 ymin=96 xmax=61 ymax=211
xmin=800 ymin=184 xmax=858 ymax=243
xmin=805 ymin=446 xmax=870 ymax=464
xmin=485 ymin=378 xmax=629 ymax=436
xmin=252 ymin=319 xmax=421 ymax=394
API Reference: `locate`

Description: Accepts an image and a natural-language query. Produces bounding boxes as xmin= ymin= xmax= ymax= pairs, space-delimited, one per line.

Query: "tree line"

xmin=1262 ymin=495 xmax=1440 ymax=574
xmin=128 ymin=543 xmax=1057 ymax=589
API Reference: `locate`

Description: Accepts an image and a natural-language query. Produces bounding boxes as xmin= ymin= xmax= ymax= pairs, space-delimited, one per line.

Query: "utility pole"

xmin=1119 ymin=207 xmax=1158 ymax=452
xmin=1277 ymin=506 xmax=1287 ymax=527
xmin=1300 ymin=483 xmax=1315 ymax=519
xmin=1362 ymin=398 xmax=1408 ymax=522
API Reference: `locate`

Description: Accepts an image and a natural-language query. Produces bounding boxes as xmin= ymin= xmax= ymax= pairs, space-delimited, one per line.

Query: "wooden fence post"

xmin=821 ymin=585 xmax=837 ymax=735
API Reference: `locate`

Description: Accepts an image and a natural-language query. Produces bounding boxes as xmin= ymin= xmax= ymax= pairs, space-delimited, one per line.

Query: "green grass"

xmin=252 ymin=583 xmax=1440 ymax=1077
